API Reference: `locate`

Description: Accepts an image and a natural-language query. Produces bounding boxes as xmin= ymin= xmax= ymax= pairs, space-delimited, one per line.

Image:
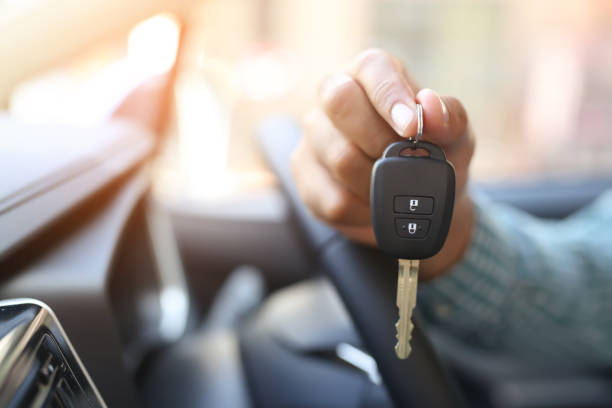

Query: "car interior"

xmin=2 ymin=1 xmax=612 ymax=407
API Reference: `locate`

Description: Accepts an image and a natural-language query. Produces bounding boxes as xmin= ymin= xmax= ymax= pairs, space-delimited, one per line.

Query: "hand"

xmin=291 ymin=49 xmax=475 ymax=279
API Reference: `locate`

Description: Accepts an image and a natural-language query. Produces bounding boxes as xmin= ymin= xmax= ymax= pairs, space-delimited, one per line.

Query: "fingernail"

xmin=439 ymin=95 xmax=450 ymax=126
xmin=391 ymin=103 xmax=414 ymax=136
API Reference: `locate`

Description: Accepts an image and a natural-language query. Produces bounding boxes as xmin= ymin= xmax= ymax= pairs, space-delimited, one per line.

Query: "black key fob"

xmin=370 ymin=140 xmax=455 ymax=259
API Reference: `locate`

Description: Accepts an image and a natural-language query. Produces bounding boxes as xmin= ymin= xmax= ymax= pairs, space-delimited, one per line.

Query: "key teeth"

xmin=395 ymin=318 xmax=415 ymax=359
xmin=394 ymin=342 xmax=412 ymax=359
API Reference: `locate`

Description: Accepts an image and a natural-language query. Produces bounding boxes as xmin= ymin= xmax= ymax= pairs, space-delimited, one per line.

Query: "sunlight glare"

xmin=127 ymin=13 xmax=180 ymax=77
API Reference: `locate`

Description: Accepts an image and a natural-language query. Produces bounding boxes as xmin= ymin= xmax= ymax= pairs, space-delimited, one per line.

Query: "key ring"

xmin=408 ymin=104 xmax=423 ymax=147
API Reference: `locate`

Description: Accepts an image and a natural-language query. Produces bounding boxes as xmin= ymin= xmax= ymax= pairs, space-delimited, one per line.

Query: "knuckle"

xmin=302 ymin=110 xmax=319 ymax=133
xmin=323 ymin=191 xmax=352 ymax=223
xmin=328 ymin=142 xmax=360 ymax=181
xmin=321 ymin=78 xmax=359 ymax=118
xmin=353 ymin=48 xmax=390 ymax=74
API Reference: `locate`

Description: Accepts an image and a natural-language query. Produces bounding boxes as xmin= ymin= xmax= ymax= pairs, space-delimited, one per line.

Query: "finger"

xmin=319 ymin=73 xmax=401 ymax=159
xmin=397 ymin=60 xmax=421 ymax=92
xmin=416 ymin=88 xmax=469 ymax=149
xmin=303 ymin=110 xmax=374 ymax=202
xmin=349 ymin=48 xmax=418 ymax=138
xmin=416 ymin=88 xmax=475 ymax=196
xmin=291 ymin=140 xmax=372 ymax=226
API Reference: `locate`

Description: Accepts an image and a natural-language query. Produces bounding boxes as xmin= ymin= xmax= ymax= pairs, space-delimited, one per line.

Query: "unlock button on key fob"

xmin=394 ymin=196 xmax=434 ymax=215
xmin=395 ymin=219 xmax=430 ymax=239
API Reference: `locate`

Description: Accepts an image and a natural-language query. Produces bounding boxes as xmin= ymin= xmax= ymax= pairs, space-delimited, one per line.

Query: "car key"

xmin=370 ymin=104 xmax=456 ymax=359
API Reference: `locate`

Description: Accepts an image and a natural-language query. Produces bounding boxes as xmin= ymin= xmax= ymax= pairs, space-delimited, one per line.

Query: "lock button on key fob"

xmin=370 ymin=140 xmax=455 ymax=259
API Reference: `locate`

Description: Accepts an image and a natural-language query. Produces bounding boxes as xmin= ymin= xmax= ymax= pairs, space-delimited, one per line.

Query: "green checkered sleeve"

xmin=419 ymin=190 xmax=612 ymax=367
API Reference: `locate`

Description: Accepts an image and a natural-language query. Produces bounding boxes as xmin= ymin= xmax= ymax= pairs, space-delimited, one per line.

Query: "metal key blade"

xmin=395 ymin=258 xmax=420 ymax=359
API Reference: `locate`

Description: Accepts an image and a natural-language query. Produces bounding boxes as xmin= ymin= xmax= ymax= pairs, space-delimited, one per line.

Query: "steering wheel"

xmin=257 ymin=118 xmax=466 ymax=408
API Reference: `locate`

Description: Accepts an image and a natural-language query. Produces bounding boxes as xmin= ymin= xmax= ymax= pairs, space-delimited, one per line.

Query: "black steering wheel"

xmin=257 ymin=118 xmax=466 ymax=408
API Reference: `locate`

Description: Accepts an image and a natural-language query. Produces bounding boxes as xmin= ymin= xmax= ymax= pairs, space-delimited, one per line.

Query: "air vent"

xmin=0 ymin=300 xmax=106 ymax=407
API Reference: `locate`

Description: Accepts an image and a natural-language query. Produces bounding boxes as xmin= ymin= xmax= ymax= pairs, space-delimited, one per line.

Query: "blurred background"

xmin=2 ymin=0 xmax=612 ymax=204
xmin=4 ymin=3 xmax=612 ymax=406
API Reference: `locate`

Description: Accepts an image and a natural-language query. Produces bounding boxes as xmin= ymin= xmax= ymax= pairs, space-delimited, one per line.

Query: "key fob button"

xmin=394 ymin=196 xmax=434 ymax=215
xmin=395 ymin=218 xmax=430 ymax=239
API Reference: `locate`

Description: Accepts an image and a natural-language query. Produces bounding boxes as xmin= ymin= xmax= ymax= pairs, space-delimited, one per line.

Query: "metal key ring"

xmin=416 ymin=103 xmax=423 ymax=142
xmin=409 ymin=104 xmax=423 ymax=146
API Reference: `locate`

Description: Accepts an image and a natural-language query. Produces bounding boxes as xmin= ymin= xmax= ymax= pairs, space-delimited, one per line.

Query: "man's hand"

xmin=291 ymin=49 xmax=475 ymax=279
